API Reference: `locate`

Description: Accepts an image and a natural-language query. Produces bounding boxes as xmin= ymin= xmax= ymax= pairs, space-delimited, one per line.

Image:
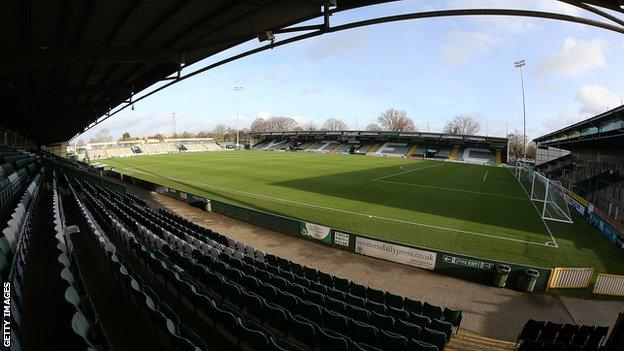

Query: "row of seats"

xmin=4 ymin=167 xmax=44 ymax=351
xmin=88 ymin=179 xmax=460 ymax=350
xmin=69 ymin=178 xmax=207 ymax=351
xmin=53 ymin=175 xmax=111 ymax=350
xmin=517 ymin=320 xmax=608 ymax=351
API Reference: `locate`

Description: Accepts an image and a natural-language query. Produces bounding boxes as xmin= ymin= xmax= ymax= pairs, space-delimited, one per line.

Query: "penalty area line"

xmin=121 ymin=164 xmax=554 ymax=248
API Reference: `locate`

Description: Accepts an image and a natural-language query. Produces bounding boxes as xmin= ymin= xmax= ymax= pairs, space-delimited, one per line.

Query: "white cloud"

xmin=442 ymin=31 xmax=501 ymax=65
xmin=535 ymin=38 xmax=607 ymax=77
xmin=575 ymin=84 xmax=621 ymax=115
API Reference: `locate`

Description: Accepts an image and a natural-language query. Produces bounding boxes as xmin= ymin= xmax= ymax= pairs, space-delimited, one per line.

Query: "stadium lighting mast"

xmin=514 ymin=59 xmax=527 ymax=160
xmin=234 ymin=86 xmax=243 ymax=148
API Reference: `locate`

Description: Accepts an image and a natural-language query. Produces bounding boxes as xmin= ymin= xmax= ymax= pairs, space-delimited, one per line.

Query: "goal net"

xmin=516 ymin=160 xmax=573 ymax=223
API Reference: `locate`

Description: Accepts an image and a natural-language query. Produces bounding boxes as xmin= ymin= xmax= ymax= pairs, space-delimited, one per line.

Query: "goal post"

xmin=515 ymin=160 xmax=573 ymax=224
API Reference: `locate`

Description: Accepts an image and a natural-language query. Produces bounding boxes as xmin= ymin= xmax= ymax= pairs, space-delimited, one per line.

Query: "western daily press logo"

xmin=2 ymin=282 xmax=10 ymax=348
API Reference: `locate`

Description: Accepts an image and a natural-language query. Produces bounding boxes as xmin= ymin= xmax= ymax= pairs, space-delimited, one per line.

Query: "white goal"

xmin=516 ymin=160 xmax=573 ymax=223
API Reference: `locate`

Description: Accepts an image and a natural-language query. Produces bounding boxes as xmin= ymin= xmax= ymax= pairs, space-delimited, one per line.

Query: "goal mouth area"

xmin=515 ymin=160 xmax=574 ymax=224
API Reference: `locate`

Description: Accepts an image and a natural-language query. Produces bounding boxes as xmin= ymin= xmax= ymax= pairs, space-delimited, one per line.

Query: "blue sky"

xmin=77 ymin=0 xmax=624 ymax=142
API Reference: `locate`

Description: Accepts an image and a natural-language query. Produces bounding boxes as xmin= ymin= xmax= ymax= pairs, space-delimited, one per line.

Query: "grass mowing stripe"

xmin=118 ymin=161 xmax=552 ymax=247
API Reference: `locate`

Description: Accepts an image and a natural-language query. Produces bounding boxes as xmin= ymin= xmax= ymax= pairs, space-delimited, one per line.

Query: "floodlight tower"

xmin=234 ymin=86 xmax=243 ymax=147
xmin=514 ymin=59 xmax=527 ymax=160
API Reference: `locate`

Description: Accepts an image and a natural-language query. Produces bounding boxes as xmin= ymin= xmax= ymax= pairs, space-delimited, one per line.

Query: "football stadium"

xmin=2 ymin=1 xmax=624 ymax=351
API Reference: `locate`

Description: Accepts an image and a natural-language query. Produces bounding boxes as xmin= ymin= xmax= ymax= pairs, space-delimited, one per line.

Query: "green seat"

xmin=404 ymin=298 xmax=422 ymax=314
xmin=409 ymin=339 xmax=438 ymax=351
xmin=385 ymin=292 xmax=403 ymax=308
xmin=396 ymin=319 xmax=422 ymax=340
xmin=421 ymin=327 xmax=446 ymax=350
xmin=430 ymin=318 xmax=453 ymax=340
xmin=442 ymin=307 xmax=463 ymax=330
xmin=422 ymin=302 xmax=443 ymax=320
xmin=318 ymin=328 xmax=349 ymax=351
xmin=379 ymin=329 xmax=408 ymax=351
xmin=71 ymin=310 xmax=95 ymax=347
xmin=408 ymin=312 xmax=431 ymax=328
xmin=323 ymin=308 xmax=349 ymax=335
xmin=349 ymin=319 xmax=378 ymax=345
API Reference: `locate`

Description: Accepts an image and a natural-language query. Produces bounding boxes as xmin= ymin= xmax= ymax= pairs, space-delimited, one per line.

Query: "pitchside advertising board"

xmin=300 ymin=222 xmax=332 ymax=244
xmin=354 ymin=237 xmax=437 ymax=270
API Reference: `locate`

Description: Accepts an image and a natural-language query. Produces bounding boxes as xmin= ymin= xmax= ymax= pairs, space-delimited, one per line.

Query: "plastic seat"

xmin=518 ymin=320 xmax=545 ymax=344
xmin=306 ymin=289 xmax=325 ymax=305
xmin=555 ymin=323 xmax=578 ymax=344
xmin=421 ymin=327 xmax=446 ymax=350
xmin=346 ymin=304 xmax=370 ymax=323
xmin=366 ymin=287 xmax=385 ymax=304
xmin=299 ymin=300 xmax=323 ymax=324
xmin=408 ymin=339 xmax=438 ymax=351
xmin=318 ymin=271 xmax=333 ymax=287
xmin=586 ymin=326 xmax=609 ymax=350
xmin=571 ymin=325 xmax=593 ymax=346
xmin=408 ymin=313 xmax=431 ymax=328
xmin=538 ymin=322 xmax=562 ymax=343
xmin=318 ymin=328 xmax=349 ymax=351
xmin=327 ymin=287 xmax=346 ymax=301
xmin=347 ymin=294 xmax=366 ymax=308
xmin=303 ymin=266 xmax=318 ymax=281
xmin=379 ymin=329 xmax=408 ymax=351
xmin=385 ymin=292 xmax=403 ymax=309
xmin=442 ymin=307 xmax=463 ymax=331
xmin=370 ymin=310 xmax=394 ymax=331
xmin=421 ymin=302 xmax=443 ymax=320
xmin=352 ymin=342 xmax=383 ymax=351
xmin=265 ymin=303 xmax=289 ymax=334
xmin=288 ymin=314 xmax=317 ymax=349
xmin=387 ymin=306 xmax=410 ymax=321
xmin=323 ymin=308 xmax=349 ymax=335
xmin=333 ymin=277 xmax=349 ymax=292
xmin=326 ymin=297 xmax=347 ymax=313
xmin=349 ymin=282 xmax=366 ymax=298
xmin=349 ymin=319 xmax=378 ymax=345
xmin=430 ymin=318 xmax=453 ymax=340
xmin=395 ymin=319 xmax=422 ymax=340
xmin=240 ymin=320 xmax=271 ymax=351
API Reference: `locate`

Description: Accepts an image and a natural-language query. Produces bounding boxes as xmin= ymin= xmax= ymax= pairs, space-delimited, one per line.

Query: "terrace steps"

xmin=449 ymin=146 xmax=460 ymax=160
xmin=496 ymin=150 xmax=502 ymax=165
xmin=331 ymin=142 xmax=344 ymax=153
xmin=406 ymin=144 xmax=418 ymax=157
xmin=446 ymin=330 xmax=516 ymax=351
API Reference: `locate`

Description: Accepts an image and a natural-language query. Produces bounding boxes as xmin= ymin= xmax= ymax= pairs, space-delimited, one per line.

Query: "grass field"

xmin=102 ymin=151 xmax=624 ymax=272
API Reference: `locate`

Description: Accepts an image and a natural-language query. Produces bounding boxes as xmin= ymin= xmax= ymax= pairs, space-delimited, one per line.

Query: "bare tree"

xmin=76 ymin=139 xmax=86 ymax=147
xmin=212 ymin=124 xmax=228 ymax=141
xmin=180 ymin=131 xmax=196 ymax=138
xmin=321 ymin=118 xmax=348 ymax=131
xmin=249 ymin=118 xmax=268 ymax=133
xmin=443 ymin=115 xmax=481 ymax=135
xmin=302 ymin=120 xmax=318 ymax=131
xmin=120 ymin=132 xmax=132 ymax=141
xmin=507 ymin=129 xmax=535 ymax=160
xmin=89 ymin=129 xmax=113 ymax=143
xmin=366 ymin=123 xmax=381 ymax=131
xmin=266 ymin=116 xmax=299 ymax=132
xmin=196 ymin=131 xmax=209 ymax=138
xmin=151 ymin=133 xmax=165 ymax=141
xmin=377 ymin=109 xmax=416 ymax=132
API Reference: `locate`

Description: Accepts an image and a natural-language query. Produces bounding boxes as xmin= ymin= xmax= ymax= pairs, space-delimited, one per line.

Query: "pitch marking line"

xmin=120 ymin=164 xmax=554 ymax=248
xmin=375 ymin=164 xmax=526 ymax=201
xmin=508 ymin=168 xmax=559 ymax=248
xmin=483 ymin=171 xmax=488 ymax=182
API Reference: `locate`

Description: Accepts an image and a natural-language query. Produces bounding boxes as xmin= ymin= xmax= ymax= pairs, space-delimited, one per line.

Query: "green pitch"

xmin=101 ymin=151 xmax=624 ymax=272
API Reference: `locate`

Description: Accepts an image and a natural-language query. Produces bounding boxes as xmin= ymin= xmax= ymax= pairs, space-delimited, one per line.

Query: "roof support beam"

xmin=1 ymin=47 xmax=183 ymax=74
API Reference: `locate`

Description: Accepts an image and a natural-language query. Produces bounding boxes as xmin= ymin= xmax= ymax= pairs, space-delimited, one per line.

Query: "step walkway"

xmin=446 ymin=330 xmax=516 ymax=351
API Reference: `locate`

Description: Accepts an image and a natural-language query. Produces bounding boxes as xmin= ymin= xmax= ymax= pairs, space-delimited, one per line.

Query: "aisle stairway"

xmin=406 ymin=144 xmax=418 ymax=157
xmin=449 ymin=146 xmax=460 ymax=160
xmin=367 ymin=143 xmax=381 ymax=154
xmin=496 ymin=150 xmax=502 ymax=165
xmin=446 ymin=330 xmax=516 ymax=351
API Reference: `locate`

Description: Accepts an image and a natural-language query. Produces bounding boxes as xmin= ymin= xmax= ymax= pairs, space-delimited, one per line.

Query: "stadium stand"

xmin=86 ymin=140 xmax=223 ymax=160
xmin=49 ymin=168 xmax=465 ymax=350
xmin=516 ymin=319 xmax=609 ymax=351
xmin=251 ymin=131 xmax=507 ymax=164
